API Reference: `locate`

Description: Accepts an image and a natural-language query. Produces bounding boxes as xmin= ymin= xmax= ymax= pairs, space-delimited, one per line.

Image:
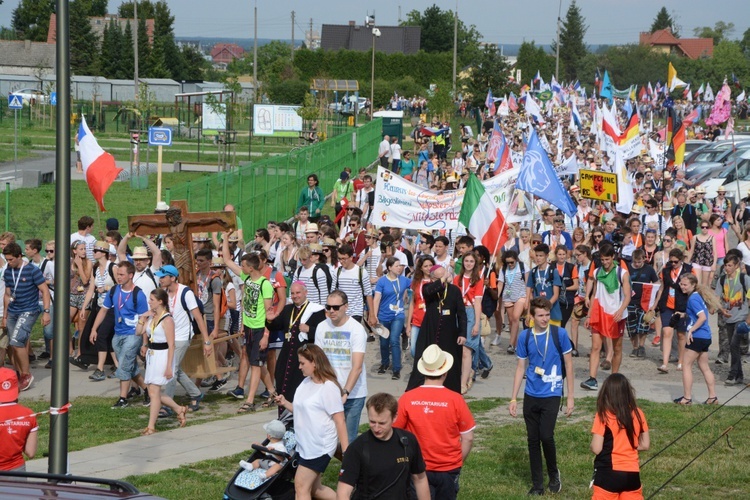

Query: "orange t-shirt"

xmin=411 ymin=280 xmax=429 ymax=327
xmin=454 ymin=275 xmax=485 ymax=307
xmin=591 ymin=408 xmax=648 ymax=472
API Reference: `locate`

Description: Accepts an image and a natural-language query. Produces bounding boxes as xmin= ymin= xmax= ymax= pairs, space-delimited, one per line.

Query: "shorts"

xmin=268 ymin=330 xmax=284 ymax=350
xmin=685 ymin=337 xmax=711 ymax=353
xmin=660 ymin=310 xmax=688 ymax=333
xmin=592 ymin=485 xmax=643 ymax=500
xmin=297 ymin=453 xmax=332 ymax=474
xmin=112 ymin=334 xmax=143 ymax=381
xmin=6 ymin=310 xmax=40 ymax=348
xmin=244 ymin=326 xmax=268 ymax=367
xmin=70 ymin=293 xmax=86 ymax=310
xmin=626 ymin=305 xmax=649 ymax=337
xmin=692 ymin=264 xmax=712 ymax=272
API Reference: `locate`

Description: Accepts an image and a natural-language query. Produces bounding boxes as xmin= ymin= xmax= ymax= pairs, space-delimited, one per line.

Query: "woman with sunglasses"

xmin=275 ymin=344 xmax=348 ymax=499
xmin=687 ymin=220 xmax=716 ymax=286
xmin=498 ymin=250 xmax=528 ymax=355
xmin=373 ymin=257 xmax=412 ymax=380
xmin=654 ymin=248 xmax=695 ymax=374
xmin=517 ymin=228 xmax=533 ymax=271
xmin=274 ymin=231 xmax=299 ymax=281
xmin=671 ymin=216 xmax=692 ymax=253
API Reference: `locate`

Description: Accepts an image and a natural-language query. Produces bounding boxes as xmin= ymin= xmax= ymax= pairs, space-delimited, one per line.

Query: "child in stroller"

xmin=238 ymin=419 xmax=288 ymax=479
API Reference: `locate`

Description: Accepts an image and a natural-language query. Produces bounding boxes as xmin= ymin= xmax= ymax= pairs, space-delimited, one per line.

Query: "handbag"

xmin=480 ymin=315 xmax=491 ymax=337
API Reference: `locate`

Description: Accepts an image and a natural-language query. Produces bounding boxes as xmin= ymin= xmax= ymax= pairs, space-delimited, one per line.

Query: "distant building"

xmin=210 ymin=43 xmax=245 ymax=66
xmin=0 ymin=40 xmax=55 ymax=77
xmin=639 ymin=29 xmax=713 ymax=59
xmin=321 ymin=22 xmax=421 ymax=55
xmin=305 ymin=29 xmax=321 ymax=50
xmin=48 ymin=14 xmax=155 ymax=46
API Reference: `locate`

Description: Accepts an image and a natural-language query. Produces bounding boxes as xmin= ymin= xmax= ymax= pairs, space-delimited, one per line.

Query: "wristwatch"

xmin=203 ymin=341 xmax=211 ymax=346
xmin=342 ymin=389 xmax=350 ymax=396
xmin=43 ymin=309 xmax=50 ymax=313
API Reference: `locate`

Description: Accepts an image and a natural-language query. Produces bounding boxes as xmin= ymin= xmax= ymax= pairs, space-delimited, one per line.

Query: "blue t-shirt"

xmin=4 ymin=263 xmax=45 ymax=315
xmin=526 ymin=265 xmax=564 ymax=321
xmin=686 ymin=292 xmax=711 ymax=340
xmin=103 ymin=285 xmax=149 ymax=335
xmin=375 ymin=275 xmax=412 ymax=322
xmin=516 ymin=326 xmax=572 ymax=398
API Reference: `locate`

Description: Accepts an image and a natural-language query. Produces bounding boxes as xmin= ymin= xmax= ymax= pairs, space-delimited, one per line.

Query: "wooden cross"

xmin=127 ymin=200 xmax=236 ymax=292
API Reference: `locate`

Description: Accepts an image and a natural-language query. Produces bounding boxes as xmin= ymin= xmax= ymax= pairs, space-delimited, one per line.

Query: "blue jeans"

xmin=379 ymin=317 xmax=404 ymax=373
xmin=410 ymin=325 xmax=420 ymax=358
xmin=464 ymin=309 xmax=493 ymax=373
xmin=343 ymin=396 xmax=365 ymax=444
xmin=39 ymin=301 xmax=54 ymax=341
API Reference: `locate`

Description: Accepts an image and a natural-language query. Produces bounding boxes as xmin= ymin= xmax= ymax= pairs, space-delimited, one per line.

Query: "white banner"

xmin=649 ymin=139 xmax=666 ymax=170
xmin=555 ymin=154 xmax=579 ymax=177
xmin=620 ymin=134 xmax=644 ymax=160
xmin=371 ymin=167 xmax=532 ymax=231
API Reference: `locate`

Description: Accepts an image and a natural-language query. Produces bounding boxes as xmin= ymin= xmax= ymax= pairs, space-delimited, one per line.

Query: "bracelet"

xmin=509 ymin=399 xmax=517 ymax=403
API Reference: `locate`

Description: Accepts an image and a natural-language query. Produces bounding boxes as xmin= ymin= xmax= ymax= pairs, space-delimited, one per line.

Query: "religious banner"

xmin=649 ymin=139 xmax=666 ymax=170
xmin=371 ymin=167 xmax=531 ymax=231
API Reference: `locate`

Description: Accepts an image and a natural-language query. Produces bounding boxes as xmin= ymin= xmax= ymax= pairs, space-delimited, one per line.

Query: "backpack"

xmin=719 ymin=273 xmax=750 ymax=305
xmin=358 ymin=428 xmax=411 ymax=499
xmin=296 ymin=264 xmax=332 ymax=301
xmin=108 ymin=286 xmax=142 ymax=321
xmin=209 ymin=270 xmax=229 ymax=318
xmin=40 ymin=258 xmax=54 ymax=294
xmin=335 ymin=265 xmax=366 ymax=297
xmin=556 ymin=262 xmax=576 ymax=307
xmin=107 ymin=261 xmax=116 ymax=283
xmin=141 ymin=268 xmax=158 ymax=289
xmin=641 ymin=213 xmax=664 ymax=237
xmin=179 ymin=286 xmax=205 ymax=339
xmin=524 ymin=325 xmax=567 ymax=382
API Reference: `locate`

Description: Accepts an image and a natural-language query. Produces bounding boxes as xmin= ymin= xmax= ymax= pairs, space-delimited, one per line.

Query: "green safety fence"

xmin=165 ymin=118 xmax=383 ymax=232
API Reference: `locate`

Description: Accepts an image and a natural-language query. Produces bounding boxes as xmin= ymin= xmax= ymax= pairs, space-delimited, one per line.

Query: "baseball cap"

xmin=155 ymin=265 xmax=179 ymax=278
xmin=0 ymin=367 xmax=19 ymax=403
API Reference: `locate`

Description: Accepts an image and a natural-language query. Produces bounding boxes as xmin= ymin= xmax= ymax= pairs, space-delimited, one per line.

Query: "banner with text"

xmin=372 ymin=167 xmax=532 ymax=231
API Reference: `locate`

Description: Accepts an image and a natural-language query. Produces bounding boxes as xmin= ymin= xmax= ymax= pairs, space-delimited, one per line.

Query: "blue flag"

xmin=600 ymin=70 xmax=613 ymax=104
xmin=516 ymin=129 xmax=577 ymax=218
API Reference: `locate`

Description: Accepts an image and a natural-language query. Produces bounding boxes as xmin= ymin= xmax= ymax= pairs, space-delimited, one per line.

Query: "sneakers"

xmin=527 ymin=487 xmax=544 ymax=496
xmin=571 ymin=349 xmax=579 ymax=358
xmin=238 ymin=460 xmax=254 ymax=472
xmin=44 ymin=360 xmax=52 ymax=369
xmin=143 ymin=391 xmax=151 ymax=407
xmin=715 ymin=357 xmax=728 ymax=365
xmin=227 ymin=386 xmax=245 ymax=399
xmin=126 ymin=387 xmax=142 ymax=399
xmin=259 ymin=389 xmax=270 ymax=399
xmin=491 ymin=334 xmax=501 ymax=346
xmin=89 ymin=369 xmax=106 ymax=382
xmin=401 ymin=335 xmax=409 ymax=351
xmin=725 ymin=377 xmax=743 ymax=386
xmin=481 ymin=365 xmax=493 ymax=379
xmin=507 ymin=345 xmax=516 ymax=355
xmin=548 ymin=471 xmax=562 ymax=494
xmin=392 ymin=371 xmax=400 ymax=380
xmin=651 ymin=336 xmax=661 ymax=347
xmin=200 ymin=375 xmax=217 ymax=388
xmin=377 ymin=364 xmax=388 ymax=374
xmin=19 ymin=374 xmax=34 ymax=392
xmin=637 ymin=346 xmax=646 ymax=358
xmin=209 ymin=378 xmax=228 ymax=392
xmin=111 ymin=397 xmax=129 ymax=409
xmin=580 ymin=377 xmax=598 ymax=391
xmin=629 ymin=348 xmax=638 ymax=358
xmin=39 ymin=351 xmax=51 ymax=359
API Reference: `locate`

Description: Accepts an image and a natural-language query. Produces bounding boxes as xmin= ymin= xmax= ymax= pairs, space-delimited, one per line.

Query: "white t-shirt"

xmin=378 ymin=139 xmax=390 ymax=158
xmin=71 ymin=232 xmax=97 ymax=262
xmin=390 ymin=142 xmax=402 ymax=161
xmin=32 ymin=258 xmax=55 ymax=301
xmin=314 ymin=317 xmax=368 ymax=399
xmin=133 ymin=266 xmax=158 ymax=298
xmin=169 ymin=284 xmax=200 ymax=342
xmin=292 ymin=378 xmax=345 ymax=459
xmin=379 ymin=250 xmax=409 ymax=275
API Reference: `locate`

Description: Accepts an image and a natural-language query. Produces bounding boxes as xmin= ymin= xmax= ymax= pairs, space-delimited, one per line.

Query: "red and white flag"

xmin=77 ymin=116 xmax=122 ymax=211
xmin=639 ymin=282 xmax=660 ymax=311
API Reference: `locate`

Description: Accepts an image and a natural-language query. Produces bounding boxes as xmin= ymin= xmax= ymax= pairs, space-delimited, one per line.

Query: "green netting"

xmin=166 ymin=118 xmax=382 ymax=231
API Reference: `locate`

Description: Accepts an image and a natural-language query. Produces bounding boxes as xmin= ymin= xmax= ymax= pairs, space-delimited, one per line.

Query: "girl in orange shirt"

xmin=407 ymin=255 xmax=435 ymax=358
xmin=454 ymin=252 xmax=485 ymax=394
xmin=591 ymin=373 xmax=650 ymax=499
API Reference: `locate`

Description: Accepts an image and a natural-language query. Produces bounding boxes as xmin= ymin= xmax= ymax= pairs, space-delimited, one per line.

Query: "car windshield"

xmin=691 ymin=148 xmax=732 ymax=163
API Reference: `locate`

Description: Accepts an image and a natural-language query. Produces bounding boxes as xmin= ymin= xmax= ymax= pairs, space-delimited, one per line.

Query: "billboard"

xmin=253 ymin=105 xmax=303 ymax=137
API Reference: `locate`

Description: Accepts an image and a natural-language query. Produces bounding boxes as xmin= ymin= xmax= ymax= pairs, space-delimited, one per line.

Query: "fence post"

xmin=222 ymin=174 xmax=228 ymax=207
xmin=5 ymin=183 xmax=9 ymax=232
xmin=238 ymin=169 xmax=243 ymax=207
xmin=206 ymin=178 xmax=211 ymax=211
xmin=165 ymin=187 xmax=171 ymax=205
xmin=186 ymin=181 xmax=191 ymax=207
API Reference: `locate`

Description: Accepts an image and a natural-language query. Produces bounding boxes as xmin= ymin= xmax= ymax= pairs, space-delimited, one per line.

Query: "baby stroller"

xmin=223 ymin=410 xmax=297 ymax=500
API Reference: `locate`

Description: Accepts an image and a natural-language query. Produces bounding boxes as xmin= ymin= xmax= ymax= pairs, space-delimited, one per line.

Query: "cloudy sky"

xmin=0 ymin=0 xmax=747 ymax=45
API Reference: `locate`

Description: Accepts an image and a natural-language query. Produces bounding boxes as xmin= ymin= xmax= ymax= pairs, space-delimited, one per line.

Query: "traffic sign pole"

xmin=14 ymin=108 xmax=18 ymax=182
xmin=148 ymin=126 xmax=172 ymax=206
xmin=157 ymin=145 xmax=163 ymax=204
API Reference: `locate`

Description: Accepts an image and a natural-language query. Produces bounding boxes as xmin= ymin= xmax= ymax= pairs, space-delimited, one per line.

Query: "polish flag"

xmin=640 ymin=282 xmax=660 ymax=312
xmin=78 ymin=116 xmax=122 ymax=211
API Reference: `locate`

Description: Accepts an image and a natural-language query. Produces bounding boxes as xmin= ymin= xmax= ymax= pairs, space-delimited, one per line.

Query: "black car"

xmin=0 ymin=471 xmax=165 ymax=499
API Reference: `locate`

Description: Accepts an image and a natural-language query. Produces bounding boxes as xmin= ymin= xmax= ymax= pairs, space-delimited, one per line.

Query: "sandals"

xmin=261 ymin=393 xmax=278 ymax=409
xmin=158 ymin=407 xmax=174 ymax=419
xmin=673 ymin=396 xmax=692 ymax=405
xmin=188 ymin=392 xmax=204 ymax=412
xmin=237 ymin=402 xmax=257 ymax=413
xmin=657 ymin=365 xmax=669 ymax=374
xmin=177 ymin=406 xmax=188 ymax=427
xmin=141 ymin=427 xmax=157 ymax=436
xmin=703 ymin=397 xmax=719 ymax=405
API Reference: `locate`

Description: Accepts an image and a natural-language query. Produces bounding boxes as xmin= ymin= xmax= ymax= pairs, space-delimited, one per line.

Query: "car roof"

xmin=0 ymin=471 xmax=165 ymax=499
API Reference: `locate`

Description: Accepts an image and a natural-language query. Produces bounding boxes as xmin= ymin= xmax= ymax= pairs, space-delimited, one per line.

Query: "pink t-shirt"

xmin=709 ymin=227 xmax=727 ymax=258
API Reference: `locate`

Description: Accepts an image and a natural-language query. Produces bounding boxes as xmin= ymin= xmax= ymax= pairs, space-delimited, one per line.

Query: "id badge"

xmin=534 ymin=366 xmax=545 ymax=376
xmin=668 ymin=288 xmax=675 ymax=298
xmin=540 ymin=291 xmax=547 ymax=297
xmin=442 ymin=309 xmax=451 ymax=316
xmin=419 ymin=303 xmax=426 ymax=310
xmin=389 ymin=304 xmax=399 ymax=312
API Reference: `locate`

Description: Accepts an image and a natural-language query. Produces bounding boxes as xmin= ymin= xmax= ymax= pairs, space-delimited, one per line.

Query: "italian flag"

xmin=458 ymin=175 xmax=508 ymax=255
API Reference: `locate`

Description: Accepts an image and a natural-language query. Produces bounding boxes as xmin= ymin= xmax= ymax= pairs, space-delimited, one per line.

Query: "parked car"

xmin=10 ymin=87 xmax=49 ymax=105
xmin=0 ymin=470 xmax=165 ymax=499
xmin=685 ymin=139 xmax=709 ymax=153
xmin=686 ymin=142 xmax=750 ymax=185
xmin=329 ymin=96 xmax=367 ymax=114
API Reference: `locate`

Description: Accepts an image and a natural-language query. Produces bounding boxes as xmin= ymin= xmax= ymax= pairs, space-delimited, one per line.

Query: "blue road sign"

xmin=148 ymin=127 xmax=172 ymax=147
xmin=8 ymin=94 xmax=23 ymax=110
xmin=50 ymin=92 xmax=57 ymax=106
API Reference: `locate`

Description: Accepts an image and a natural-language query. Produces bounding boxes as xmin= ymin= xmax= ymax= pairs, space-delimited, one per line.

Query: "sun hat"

xmin=192 ymin=232 xmax=209 ymax=242
xmin=305 ymin=223 xmax=320 ymax=234
xmin=131 ymin=247 xmax=149 ymax=260
xmin=417 ymin=345 xmax=454 ymax=377
xmin=0 ymin=367 xmax=19 ymax=403
xmin=94 ymin=240 xmax=109 ymax=252
xmin=155 ymin=265 xmax=179 ymax=278
xmin=228 ymin=232 xmax=240 ymax=242
xmin=322 ymin=237 xmax=338 ymax=248
xmin=210 ymin=257 xmax=226 ymax=268
xmin=309 ymin=243 xmax=324 ymax=254
xmin=263 ymin=419 xmax=286 ymax=440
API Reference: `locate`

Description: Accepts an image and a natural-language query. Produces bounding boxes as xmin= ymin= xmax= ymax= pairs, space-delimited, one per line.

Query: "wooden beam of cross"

xmin=127 ymin=200 xmax=236 ymax=293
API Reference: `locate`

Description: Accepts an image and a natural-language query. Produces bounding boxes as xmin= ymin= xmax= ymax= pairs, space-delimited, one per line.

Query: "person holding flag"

xmin=626 ymin=249 xmax=660 ymax=359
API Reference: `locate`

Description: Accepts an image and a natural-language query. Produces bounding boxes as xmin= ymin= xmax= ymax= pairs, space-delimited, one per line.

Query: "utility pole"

xmin=134 ymin=0 xmax=138 ymax=104
xmin=291 ymin=11 xmax=295 ymax=63
xmin=253 ymin=1 xmax=258 ymax=100
xmin=310 ymin=18 xmax=313 ymax=48
xmin=555 ymin=0 xmax=563 ymax=81
xmin=398 ymin=5 xmax=401 ymax=23
xmin=452 ymin=0 xmax=458 ymax=97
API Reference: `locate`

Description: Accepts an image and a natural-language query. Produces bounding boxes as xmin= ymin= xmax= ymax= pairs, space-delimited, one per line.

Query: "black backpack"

xmin=296 ymin=264 xmax=332 ymax=301
xmin=179 ymin=286 xmax=205 ymax=339
xmin=108 ymin=286 xmax=142 ymax=320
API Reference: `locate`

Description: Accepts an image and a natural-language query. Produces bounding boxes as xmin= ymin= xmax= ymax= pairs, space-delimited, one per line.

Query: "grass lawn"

xmin=123 ymin=397 xmax=750 ymax=500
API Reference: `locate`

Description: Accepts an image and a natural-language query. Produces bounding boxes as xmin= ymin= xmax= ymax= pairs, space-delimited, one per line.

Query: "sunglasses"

xmin=670 ymin=260 xmax=681 ymax=265
xmin=505 ymin=260 xmax=516 ymax=266
xmin=325 ymin=303 xmax=346 ymax=311
xmin=663 ymin=238 xmax=673 ymax=243
xmin=701 ymin=225 xmax=709 ymax=229
xmin=45 ymin=249 xmax=55 ymax=253
xmin=594 ymin=234 xmax=603 ymax=239
xmin=323 ymin=248 xmax=332 ymax=252
xmin=349 ymin=223 xmax=357 ymax=227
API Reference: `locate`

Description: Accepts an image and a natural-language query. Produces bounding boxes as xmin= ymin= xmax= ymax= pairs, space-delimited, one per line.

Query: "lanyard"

xmin=505 ymin=266 xmax=518 ymax=287
xmin=117 ymin=287 xmax=133 ymax=311
xmin=289 ymin=301 xmax=309 ymax=331
xmin=10 ymin=262 xmax=25 ymax=297
xmin=150 ymin=312 xmax=168 ymax=342
xmin=437 ymin=284 xmax=448 ymax=310
xmin=389 ymin=276 xmax=401 ymax=303
xmin=535 ymin=266 xmax=549 ymax=288
xmin=532 ymin=327 xmax=550 ymax=361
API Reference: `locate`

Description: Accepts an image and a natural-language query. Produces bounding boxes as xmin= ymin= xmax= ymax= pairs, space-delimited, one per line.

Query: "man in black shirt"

xmin=627 ymin=249 xmax=659 ymax=359
xmin=337 ymin=393 xmax=429 ymax=500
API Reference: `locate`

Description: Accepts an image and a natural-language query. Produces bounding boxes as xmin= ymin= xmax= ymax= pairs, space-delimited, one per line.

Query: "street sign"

xmin=579 ymin=169 xmax=619 ymax=202
xmin=8 ymin=94 xmax=23 ymax=110
xmin=148 ymin=127 xmax=172 ymax=147
xmin=50 ymin=92 xmax=57 ymax=106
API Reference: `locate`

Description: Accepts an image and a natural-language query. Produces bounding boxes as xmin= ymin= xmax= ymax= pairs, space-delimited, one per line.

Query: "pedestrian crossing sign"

xmin=8 ymin=94 xmax=23 ymax=109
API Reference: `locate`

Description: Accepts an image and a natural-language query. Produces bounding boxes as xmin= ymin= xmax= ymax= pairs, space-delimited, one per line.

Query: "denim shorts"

xmin=113 ymin=334 xmax=143 ymax=380
xmin=6 ymin=310 xmax=40 ymax=348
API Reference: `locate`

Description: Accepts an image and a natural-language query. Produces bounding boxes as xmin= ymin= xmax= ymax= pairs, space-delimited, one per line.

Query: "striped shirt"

xmin=334 ymin=265 xmax=372 ymax=317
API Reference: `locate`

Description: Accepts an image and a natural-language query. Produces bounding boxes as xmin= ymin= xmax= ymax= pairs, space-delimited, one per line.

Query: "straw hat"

xmin=210 ymin=257 xmax=226 ymax=268
xmin=192 ymin=232 xmax=209 ymax=242
xmin=717 ymin=186 xmax=727 ymax=193
xmin=365 ymin=227 xmax=379 ymax=238
xmin=417 ymin=345 xmax=454 ymax=377
xmin=228 ymin=232 xmax=240 ymax=242
xmin=94 ymin=240 xmax=109 ymax=252
xmin=309 ymin=243 xmax=324 ymax=254
xmin=322 ymin=237 xmax=338 ymax=248
xmin=305 ymin=223 xmax=320 ymax=234
xmin=642 ymin=310 xmax=656 ymax=326
xmin=131 ymin=247 xmax=149 ymax=260
xmin=661 ymin=201 xmax=673 ymax=211
xmin=630 ymin=204 xmax=642 ymax=215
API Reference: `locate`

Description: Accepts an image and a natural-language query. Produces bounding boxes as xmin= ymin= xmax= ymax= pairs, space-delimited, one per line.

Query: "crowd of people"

xmin=1 ymin=88 xmax=749 ymax=498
